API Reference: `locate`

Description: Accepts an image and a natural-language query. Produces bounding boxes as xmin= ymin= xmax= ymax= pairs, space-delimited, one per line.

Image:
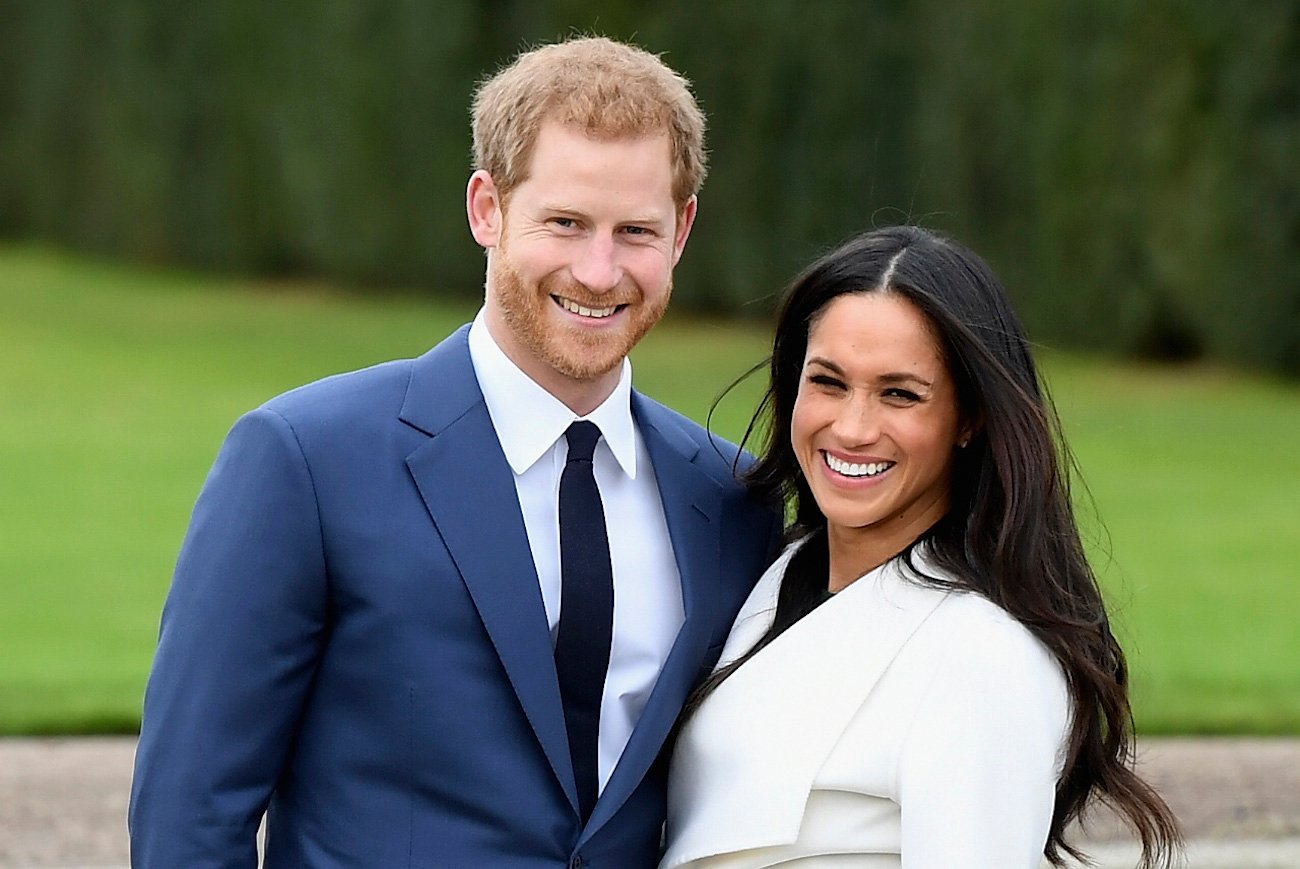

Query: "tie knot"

xmin=565 ymin=420 xmax=602 ymax=464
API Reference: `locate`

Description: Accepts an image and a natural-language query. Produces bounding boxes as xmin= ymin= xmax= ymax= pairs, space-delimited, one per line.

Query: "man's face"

xmin=469 ymin=122 xmax=696 ymax=400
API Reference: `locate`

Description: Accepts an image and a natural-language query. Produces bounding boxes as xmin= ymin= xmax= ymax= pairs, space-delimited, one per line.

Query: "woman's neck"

xmin=825 ymin=526 xmax=915 ymax=593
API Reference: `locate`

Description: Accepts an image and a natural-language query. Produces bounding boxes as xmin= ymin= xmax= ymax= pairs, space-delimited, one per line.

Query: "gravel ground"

xmin=0 ymin=736 xmax=1297 ymax=867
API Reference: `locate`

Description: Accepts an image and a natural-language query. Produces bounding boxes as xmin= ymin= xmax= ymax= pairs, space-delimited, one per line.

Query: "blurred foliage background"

xmin=2 ymin=0 xmax=1297 ymax=373
xmin=2 ymin=2 xmax=1299 ymax=735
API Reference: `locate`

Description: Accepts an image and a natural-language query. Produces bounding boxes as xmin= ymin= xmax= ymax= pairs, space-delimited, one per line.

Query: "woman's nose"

xmin=830 ymin=399 xmax=879 ymax=446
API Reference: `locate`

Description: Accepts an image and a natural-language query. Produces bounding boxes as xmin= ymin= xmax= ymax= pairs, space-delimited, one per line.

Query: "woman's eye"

xmin=884 ymin=388 xmax=921 ymax=402
xmin=809 ymin=374 xmax=845 ymax=390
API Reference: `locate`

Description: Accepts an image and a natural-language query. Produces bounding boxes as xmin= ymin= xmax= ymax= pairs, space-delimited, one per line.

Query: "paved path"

xmin=1 ymin=736 xmax=1297 ymax=867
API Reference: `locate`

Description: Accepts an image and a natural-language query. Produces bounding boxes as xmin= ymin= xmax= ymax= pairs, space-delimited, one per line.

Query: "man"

xmin=129 ymin=36 xmax=780 ymax=868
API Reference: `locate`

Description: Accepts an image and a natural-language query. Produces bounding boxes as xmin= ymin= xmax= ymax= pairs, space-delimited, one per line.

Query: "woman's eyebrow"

xmin=806 ymin=357 xmax=933 ymax=388
xmin=878 ymin=372 xmax=933 ymax=388
xmin=804 ymin=356 xmax=845 ymax=374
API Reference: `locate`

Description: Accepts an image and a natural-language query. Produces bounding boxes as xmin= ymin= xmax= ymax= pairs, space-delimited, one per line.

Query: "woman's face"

xmin=791 ymin=292 xmax=967 ymax=552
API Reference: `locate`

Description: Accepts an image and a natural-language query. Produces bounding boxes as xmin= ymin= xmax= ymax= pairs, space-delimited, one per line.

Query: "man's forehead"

xmin=528 ymin=121 xmax=673 ymax=159
xmin=509 ymin=127 xmax=676 ymax=207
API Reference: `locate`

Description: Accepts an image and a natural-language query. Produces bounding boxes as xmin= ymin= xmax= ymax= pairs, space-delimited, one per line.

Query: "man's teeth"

xmin=825 ymin=454 xmax=892 ymax=478
xmin=558 ymin=298 xmax=618 ymax=318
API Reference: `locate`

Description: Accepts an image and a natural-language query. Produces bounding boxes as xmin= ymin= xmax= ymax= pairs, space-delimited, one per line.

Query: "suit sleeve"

xmin=129 ymin=407 xmax=330 ymax=867
xmin=895 ymin=615 xmax=1070 ymax=869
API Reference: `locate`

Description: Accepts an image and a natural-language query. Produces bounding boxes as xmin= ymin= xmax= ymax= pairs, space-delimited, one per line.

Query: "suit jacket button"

xmin=570 ymin=856 xmax=585 ymax=869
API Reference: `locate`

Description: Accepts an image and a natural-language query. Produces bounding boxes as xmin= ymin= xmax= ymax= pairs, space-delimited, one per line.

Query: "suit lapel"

xmin=584 ymin=394 xmax=724 ymax=838
xmin=400 ymin=327 xmax=578 ymax=813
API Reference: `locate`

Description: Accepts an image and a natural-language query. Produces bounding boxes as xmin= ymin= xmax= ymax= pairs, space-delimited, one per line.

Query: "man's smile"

xmin=554 ymin=295 xmax=626 ymax=319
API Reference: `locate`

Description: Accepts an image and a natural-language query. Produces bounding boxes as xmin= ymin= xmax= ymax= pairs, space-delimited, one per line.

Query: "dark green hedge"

xmin=3 ymin=0 xmax=1297 ymax=374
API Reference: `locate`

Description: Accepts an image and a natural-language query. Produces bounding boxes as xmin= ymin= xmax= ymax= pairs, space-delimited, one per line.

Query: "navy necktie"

xmin=554 ymin=420 xmax=614 ymax=823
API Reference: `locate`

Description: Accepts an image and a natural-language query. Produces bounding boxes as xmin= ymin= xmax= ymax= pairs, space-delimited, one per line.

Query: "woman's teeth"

xmin=825 ymin=453 xmax=893 ymax=478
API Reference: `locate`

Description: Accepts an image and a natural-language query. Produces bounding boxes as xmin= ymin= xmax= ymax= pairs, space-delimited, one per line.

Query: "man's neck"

xmin=482 ymin=312 xmax=623 ymax=417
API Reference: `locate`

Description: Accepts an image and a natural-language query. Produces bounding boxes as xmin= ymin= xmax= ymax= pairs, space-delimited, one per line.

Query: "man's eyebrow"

xmin=537 ymin=203 xmax=586 ymax=216
xmin=622 ymin=213 xmax=670 ymax=225
xmin=535 ymin=203 xmax=669 ymax=225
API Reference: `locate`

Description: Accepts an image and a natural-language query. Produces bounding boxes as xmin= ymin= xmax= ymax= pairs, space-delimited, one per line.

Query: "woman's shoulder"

xmin=932 ymin=586 xmax=1039 ymax=644
xmin=887 ymin=564 xmax=1070 ymax=763
xmin=929 ymin=605 xmax=1066 ymax=720
xmin=894 ymin=559 xmax=1063 ymax=686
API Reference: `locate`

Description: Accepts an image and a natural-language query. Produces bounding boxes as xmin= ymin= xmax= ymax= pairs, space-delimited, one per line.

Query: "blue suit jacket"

xmin=129 ymin=325 xmax=780 ymax=868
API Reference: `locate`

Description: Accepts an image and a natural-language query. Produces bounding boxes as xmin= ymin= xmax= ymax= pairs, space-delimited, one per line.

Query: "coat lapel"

xmin=582 ymin=394 xmax=725 ymax=839
xmin=660 ymin=547 xmax=952 ymax=867
xmin=399 ymin=327 xmax=577 ymax=813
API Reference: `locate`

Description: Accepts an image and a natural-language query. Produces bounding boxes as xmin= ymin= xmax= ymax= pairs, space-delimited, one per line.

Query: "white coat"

xmin=660 ymin=542 xmax=1070 ymax=868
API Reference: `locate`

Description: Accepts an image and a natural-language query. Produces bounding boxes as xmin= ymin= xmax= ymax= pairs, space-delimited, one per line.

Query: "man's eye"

xmin=622 ymin=225 xmax=652 ymax=236
xmin=551 ymin=217 xmax=577 ymax=229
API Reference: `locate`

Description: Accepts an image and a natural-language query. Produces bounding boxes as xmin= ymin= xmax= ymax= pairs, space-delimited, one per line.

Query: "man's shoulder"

xmin=260 ymin=357 xmax=417 ymax=424
xmin=632 ymin=393 xmax=755 ymax=488
xmin=258 ymin=325 xmax=472 ymax=428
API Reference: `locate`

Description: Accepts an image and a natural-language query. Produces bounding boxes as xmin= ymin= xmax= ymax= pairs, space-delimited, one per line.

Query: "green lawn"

xmin=2 ymin=246 xmax=1297 ymax=734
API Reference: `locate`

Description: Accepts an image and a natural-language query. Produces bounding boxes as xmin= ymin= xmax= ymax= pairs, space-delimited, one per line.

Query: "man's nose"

xmin=570 ymin=234 xmax=622 ymax=294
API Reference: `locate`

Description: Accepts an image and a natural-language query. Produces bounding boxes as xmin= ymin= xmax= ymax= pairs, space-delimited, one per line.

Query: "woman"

xmin=661 ymin=226 xmax=1180 ymax=868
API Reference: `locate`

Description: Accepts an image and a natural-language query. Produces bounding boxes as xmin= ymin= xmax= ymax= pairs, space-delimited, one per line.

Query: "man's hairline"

xmin=487 ymin=119 xmax=699 ymax=215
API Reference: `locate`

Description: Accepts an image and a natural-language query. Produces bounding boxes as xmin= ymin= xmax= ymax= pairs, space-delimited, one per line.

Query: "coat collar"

xmin=401 ymin=327 xmax=728 ymax=830
xmin=660 ymin=543 xmax=953 ymax=867
xmin=401 ymin=327 xmax=575 ymax=804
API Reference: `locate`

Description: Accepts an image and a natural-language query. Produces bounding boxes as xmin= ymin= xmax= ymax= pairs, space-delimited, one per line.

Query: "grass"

xmin=1048 ymin=356 xmax=1300 ymax=732
xmin=2 ymin=245 xmax=1297 ymax=734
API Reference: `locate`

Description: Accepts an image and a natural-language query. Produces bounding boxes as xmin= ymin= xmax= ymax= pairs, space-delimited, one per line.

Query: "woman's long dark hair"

xmin=695 ymin=226 xmax=1180 ymax=868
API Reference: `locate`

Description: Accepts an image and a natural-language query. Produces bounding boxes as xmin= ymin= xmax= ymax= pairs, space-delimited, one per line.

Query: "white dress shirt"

xmin=467 ymin=311 xmax=684 ymax=792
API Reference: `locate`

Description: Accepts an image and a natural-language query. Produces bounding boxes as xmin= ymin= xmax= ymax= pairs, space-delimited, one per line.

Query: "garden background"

xmin=1 ymin=0 xmax=1297 ymax=736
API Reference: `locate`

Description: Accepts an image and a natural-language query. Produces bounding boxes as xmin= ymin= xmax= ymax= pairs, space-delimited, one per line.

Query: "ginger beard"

xmin=487 ymin=237 xmax=673 ymax=382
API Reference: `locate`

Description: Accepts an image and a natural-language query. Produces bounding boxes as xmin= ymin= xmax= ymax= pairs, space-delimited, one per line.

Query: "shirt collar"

xmin=468 ymin=309 xmax=638 ymax=478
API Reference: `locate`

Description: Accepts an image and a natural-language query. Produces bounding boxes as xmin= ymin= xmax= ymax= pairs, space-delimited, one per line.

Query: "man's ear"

xmin=467 ymin=170 xmax=503 ymax=248
xmin=670 ymin=195 xmax=698 ymax=267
